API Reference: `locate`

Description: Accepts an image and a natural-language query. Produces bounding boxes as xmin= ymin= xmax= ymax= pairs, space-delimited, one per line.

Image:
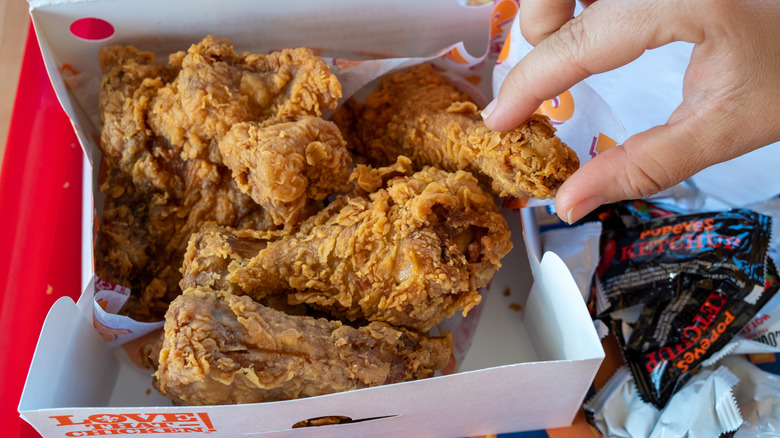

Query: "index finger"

xmin=483 ymin=0 xmax=698 ymax=132
xmin=519 ymin=0 xmax=577 ymax=46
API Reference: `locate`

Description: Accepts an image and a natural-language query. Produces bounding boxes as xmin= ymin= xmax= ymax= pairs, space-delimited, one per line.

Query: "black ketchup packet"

xmin=594 ymin=207 xmax=776 ymax=408
xmin=593 ymin=208 xmax=772 ymax=317
xmin=582 ymin=199 xmax=686 ymax=231
xmin=617 ymin=259 xmax=779 ymax=408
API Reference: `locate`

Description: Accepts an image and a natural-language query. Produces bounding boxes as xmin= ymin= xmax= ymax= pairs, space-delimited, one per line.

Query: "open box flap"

xmin=19 ymin=297 xmax=118 ymax=414
xmin=524 ymin=251 xmax=603 ymax=362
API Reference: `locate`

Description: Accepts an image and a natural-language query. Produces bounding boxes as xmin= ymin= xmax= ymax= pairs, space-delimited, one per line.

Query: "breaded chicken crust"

xmin=180 ymin=158 xmax=513 ymax=332
xmin=155 ymin=288 xmax=452 ymax=405
xmin=96 ymin=36 xmax=348 ymax=320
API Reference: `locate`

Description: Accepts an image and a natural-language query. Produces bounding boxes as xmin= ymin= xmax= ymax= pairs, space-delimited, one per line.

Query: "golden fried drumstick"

xmin=340 ymin=64 xmax=579 ymax=198
xmin=155 ymin=288 xmax=453 ymax=405
xmin=181 ymin=158 xmax=513 ymax=332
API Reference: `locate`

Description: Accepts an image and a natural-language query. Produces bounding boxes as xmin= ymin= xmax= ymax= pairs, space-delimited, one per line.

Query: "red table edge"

xmin=0 ymin=22 xmax=83 ymax=438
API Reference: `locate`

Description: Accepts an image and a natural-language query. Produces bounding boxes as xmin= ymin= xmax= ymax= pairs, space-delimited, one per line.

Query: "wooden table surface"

xmin=0 ymin=0 xmax=31 ymax=175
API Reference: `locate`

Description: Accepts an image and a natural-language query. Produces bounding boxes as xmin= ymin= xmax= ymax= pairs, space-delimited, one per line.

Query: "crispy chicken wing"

xmin=155 ymin=288 xmax=453 ymax=405
xmin=337 ymin=64 xmax=579 ymax=198
xmin=218 ymin=116 xmax=352 ymax=226
xmin=98 ymin=46 xmax=276 ymax=319
xmin=181 ymin=158 xmax=513 ymax=332
xmin=98 ymin=44 xmax=181 ymax=195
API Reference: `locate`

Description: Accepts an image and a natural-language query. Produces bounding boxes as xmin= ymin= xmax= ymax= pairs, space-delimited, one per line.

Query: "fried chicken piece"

xmin=181 ymin=158 xmax=513 ymax=332
xmin=178 ymin=158 xmax=416 ymax=295
xmin=97 ymin=36 xmax=349 ymax=320
xmin=338 ymin=64 xmax=579 ymax=199
xmin=98 ymin=44 xmax=181 ymax=194
xmin=148 ymin=35 xmax=343 ymax=164
xmin=155 ymin=288 xmax=453 ymax=405
xmin=97 ymin=43 xmax=279 ymax=321
xmin=121 ymin=329 xmax=165 ymax=370
xmin=218 ymin=116 xmax=352 ymax=227
xmin=95 ymin=163 xmax=276 ymax=320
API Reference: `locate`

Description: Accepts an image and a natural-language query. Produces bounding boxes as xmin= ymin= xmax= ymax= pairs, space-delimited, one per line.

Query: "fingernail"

xmin=481 ymin=99 xmax=497 ymax=119
xmin=564 ymin=196 xmax=608 ymax=224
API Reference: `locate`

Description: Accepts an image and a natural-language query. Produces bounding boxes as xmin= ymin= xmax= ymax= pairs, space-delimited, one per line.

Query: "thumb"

xmin=554 ymin=122 xmax=703 ymax=223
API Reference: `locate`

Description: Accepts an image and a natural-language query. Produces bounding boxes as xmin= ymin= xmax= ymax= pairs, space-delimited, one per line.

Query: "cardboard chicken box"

xmin=19 ymin=0 xmax=607 ymax=436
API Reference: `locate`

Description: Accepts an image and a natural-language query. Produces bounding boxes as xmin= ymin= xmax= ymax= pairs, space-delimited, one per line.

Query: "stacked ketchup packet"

xmin=588 ymin=202 xmax=777 ymax=408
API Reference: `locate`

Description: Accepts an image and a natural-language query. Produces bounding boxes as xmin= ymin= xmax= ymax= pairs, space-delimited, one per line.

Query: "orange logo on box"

xmin=535 ymin=90 xmax=575 ymax=124
xmin=50 ymin=413 xmax=216 ymax=436
xmin=489 ymin=0 xmax=518 ymax=40
xmin=497 ymin=32 xmax=511 ymax=63
xmin=442 ymin=46 xmax=469 ymax=65
xmin=589 ymin=132 xmax=618 ymax=157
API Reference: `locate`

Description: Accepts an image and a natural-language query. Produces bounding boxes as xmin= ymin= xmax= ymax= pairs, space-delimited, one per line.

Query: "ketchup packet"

xmin=597 ymin=208 xmax=776 ymax=408
xmin=583 ymin=199 xmax=685 ymax=231
xmin=617 ymin=258 xmax=778 ymax=407
xmin=593 ymin=209 xmax=772 ymax=317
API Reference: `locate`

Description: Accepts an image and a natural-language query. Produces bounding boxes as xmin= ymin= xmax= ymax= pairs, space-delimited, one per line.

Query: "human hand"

xmin=482 ymin=0 xmax=780 ymax=223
